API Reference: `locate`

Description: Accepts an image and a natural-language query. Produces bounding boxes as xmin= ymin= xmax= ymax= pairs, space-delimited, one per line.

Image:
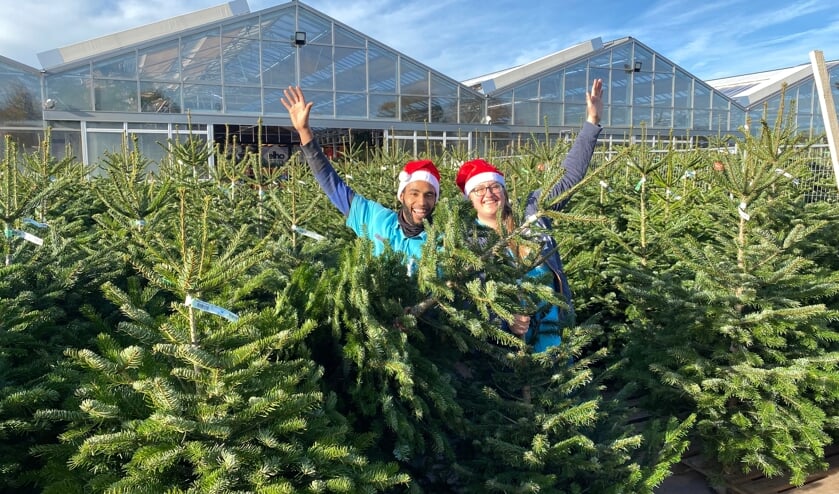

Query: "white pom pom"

xmin=398 ymin=170 xmax=411 ymax=182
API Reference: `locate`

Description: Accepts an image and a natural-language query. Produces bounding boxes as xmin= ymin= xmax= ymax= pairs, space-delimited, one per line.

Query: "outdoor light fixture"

xmin=293 ymin=31 xmax=307 ymax=46
xmin=625 ymin=61 xmax=642 ymax=73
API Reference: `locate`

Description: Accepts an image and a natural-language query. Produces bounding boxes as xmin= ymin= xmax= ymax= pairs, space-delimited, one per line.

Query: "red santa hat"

xmin=397 ymin=159 xmax=440 ymax=199
xmin=456 ymin=158 xmax=505 ymax=197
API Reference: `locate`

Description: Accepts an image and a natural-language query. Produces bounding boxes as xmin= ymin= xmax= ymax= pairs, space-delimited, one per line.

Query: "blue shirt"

xmin=300 ymin=140 xmax=426 ymax=272
xmin=523 ymin=263 xmax=562 ymax=352
xmin=346 ymin=194 xmax=427 ymax=271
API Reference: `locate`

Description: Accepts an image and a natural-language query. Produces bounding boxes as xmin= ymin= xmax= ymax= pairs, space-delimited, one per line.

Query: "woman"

xmin=455 ymin=78 xmax=603 ymax=352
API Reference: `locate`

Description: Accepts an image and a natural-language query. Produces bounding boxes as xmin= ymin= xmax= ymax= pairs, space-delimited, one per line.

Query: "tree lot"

xmin=1 ymin=108 xmax=838 ymax=493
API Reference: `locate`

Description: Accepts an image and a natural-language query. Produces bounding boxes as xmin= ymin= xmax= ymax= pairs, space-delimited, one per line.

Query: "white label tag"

xmin=738 ymin=202 xmax=750 ymax=221
xmin=7 ymin=228 xmax=44 ymax=245
xmin=292 ymin=225 xmax=326 ymax=241
xmin=185 ymin=295 xmax=239 ymax=322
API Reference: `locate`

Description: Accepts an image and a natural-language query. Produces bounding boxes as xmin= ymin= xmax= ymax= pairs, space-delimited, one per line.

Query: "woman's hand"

xmin=511 ymin=314 xmax=530 ymax=337
xmin=586 ymin=78 xmax=603 ymax=126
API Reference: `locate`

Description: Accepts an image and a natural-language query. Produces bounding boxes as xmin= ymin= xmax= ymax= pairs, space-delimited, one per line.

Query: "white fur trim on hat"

xmin=464 ymin=171 xmax=505 ymax=197
xmin=397 ymin=170 xmax=440 ymax=199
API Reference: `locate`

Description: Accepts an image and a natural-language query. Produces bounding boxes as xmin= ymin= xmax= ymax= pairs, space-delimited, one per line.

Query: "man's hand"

xmin=280 ymin=86 xmax=314 ymax=145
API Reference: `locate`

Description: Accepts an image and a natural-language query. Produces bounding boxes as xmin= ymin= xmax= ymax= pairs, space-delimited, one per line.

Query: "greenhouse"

xmin=0 ymin=0 xmax=837 ymax=168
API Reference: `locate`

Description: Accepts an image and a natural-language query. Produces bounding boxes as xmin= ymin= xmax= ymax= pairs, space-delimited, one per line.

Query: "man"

xmin=281 ymin=86 xmax=440 ymax=269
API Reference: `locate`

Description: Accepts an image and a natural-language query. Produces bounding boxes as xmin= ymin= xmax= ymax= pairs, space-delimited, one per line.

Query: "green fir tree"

xmin=610 ymin=103 xmax=839 ymax=485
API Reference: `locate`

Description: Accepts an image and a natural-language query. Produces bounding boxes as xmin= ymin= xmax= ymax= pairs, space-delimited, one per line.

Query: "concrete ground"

xmin=656 ymin=467 xmax=717 ymax=494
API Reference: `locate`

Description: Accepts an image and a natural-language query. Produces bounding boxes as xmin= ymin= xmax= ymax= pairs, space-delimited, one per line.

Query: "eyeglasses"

xmin=471 ymin=183 xmax=504 ymax=197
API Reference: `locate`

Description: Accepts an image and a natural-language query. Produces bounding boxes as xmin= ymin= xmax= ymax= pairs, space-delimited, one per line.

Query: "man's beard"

xmin=397 ymin=205 xmax=433 ymax=237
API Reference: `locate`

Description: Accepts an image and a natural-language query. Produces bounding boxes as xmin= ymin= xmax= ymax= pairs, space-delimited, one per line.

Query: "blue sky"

xmin=0 ymin=0 xmax=836 ymax=81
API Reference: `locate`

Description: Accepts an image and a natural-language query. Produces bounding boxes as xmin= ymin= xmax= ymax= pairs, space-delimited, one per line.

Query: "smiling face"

xmin=468 ymin=181 xmax=506 ymax=228
xmin=399 ymin=181 xmax=437 ymax=225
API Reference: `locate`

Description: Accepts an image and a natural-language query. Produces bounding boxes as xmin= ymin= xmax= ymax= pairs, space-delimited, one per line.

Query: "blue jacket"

xmin=299 ymin=140 xmax=427 ymax=267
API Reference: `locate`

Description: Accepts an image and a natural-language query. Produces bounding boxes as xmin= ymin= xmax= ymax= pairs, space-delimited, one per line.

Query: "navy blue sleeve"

xmin=532 ymin=121 xmax=602 ymax=211
xmin=299 ymin=140 xmax=354 ymax=216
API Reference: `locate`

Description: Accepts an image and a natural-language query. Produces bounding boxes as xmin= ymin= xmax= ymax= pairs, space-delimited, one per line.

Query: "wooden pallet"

xmin=621 ymin=397 xmax=839 ymax=493
xmin=679 ymin=445 xmax=839 ymax=494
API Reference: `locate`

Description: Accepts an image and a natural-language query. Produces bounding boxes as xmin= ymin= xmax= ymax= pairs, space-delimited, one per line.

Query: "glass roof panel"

xmin=654 ymin=55 xmax=673 ymax=74
xmin=139 ymin=39 xmax=180 ymax=81
xmin=335 ymin=46 xmax=366 ymax=92
xmin=260 ymin=9 xmax=296 ymax=41
xmin=590 ymin=51 xmax=611 ymax=69
xmin=431 ymin=96 xmax=457 ymax=123
xmin=611 ymin=42 xmax=632 ymax=70
xmin=674 ymin=70 xmax=692 ymax=107
xmin=632 ymin=43 xmax=654 ymax=72
xmin=653 ymin=72 xmax=673 ymax=105
xmin=515 ymin=79 xmax=538 ymax=100
xmin=459 ymin=90 xmax=484 ymax=124
xmin=261 ymin=40 xmax=295 ymax=87
xmin=400 ymin=58 xmax=428 ymax=96
xmin=564 ymin=62 xmax=586 ymax=103
xmin=540 ymin=72 xmax=563 ymax=101
xmin=712 ymin=92 xmax=729 ymax=110
xmin=300 ymin=45 xmax=333 ymax=90
xmin=45 ymin=66 xmax=92 ymax=111
xmin=182 ymin=83 xmax=222 ymax=112
xmin=401 ymin=95 xmax=428 ymax=122
xmin=298 ymin=9 xmax=332 ymax=45
xmin=488 ymin=90 xmax=512 ymax=124
xmin=181 ymin=28 xmax=222 ymax=83
xmin=370 ymin=93 xmax=397 ymax=118
xmin=693 ymin=83 xmax=710 ymax=109
xmin=224 ymin=85 xmax=261 ymax=112
xmin=718 ymin=83 xmax=759 ymax=97
xmin=336 ymin=92 xmax=366 ymax=117
xmin=0 ymin=59 xmax=35 ymax=77
xmin=140 ymin=81 xmax=180 ymax=113
xmin=335 ymin=25 xmax=365 ymax=47
xmin=796 ymin=82 xmax=814 ymax=114
xmin=633 ymin=71 xmax=652 ymax=105
xmin=221 ymin=18 xmax=260 ymax=40
xmin=368 ymin=44 xmax=397 ymax=93
xmin=430 ymin=74 xmax=457 ymax=98
xmin=222 ymin=37 xmax=261 ymax=85
xmin=93 ymin=53 xmax=137 ymax=79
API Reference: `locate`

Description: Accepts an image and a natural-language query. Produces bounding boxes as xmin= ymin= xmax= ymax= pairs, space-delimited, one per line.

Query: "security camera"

xmin=43 ymin=98 xmax=55 ymax=110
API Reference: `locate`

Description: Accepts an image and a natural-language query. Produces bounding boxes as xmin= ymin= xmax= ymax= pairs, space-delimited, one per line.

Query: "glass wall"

xmin=19 ymin=1 xmax=834 ymax=166
xmin=485 ymin=38 xmax=745 ymax=137
xmin=42 ymin=3 xmax=483 ymax=127
xmin=0 ymin=57 xmax=45 ymax=154
xmin=748 ymin=64 xmax=839 ymax=137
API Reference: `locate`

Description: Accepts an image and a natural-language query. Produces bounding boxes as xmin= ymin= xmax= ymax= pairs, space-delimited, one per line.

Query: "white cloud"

xmin=0 ymin=0 xmax=836 ymax=81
